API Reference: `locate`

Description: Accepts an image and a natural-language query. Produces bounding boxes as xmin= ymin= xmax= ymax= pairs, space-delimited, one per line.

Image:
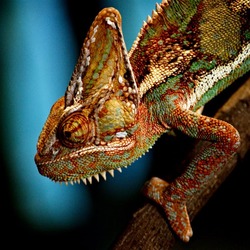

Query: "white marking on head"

xmin=105 ymin=17 xmax=116 ymax=29
xmin=116 ymin=131 xmax=128 ymax=138
xmin=118 ymin=75 xmax=123 ymax=84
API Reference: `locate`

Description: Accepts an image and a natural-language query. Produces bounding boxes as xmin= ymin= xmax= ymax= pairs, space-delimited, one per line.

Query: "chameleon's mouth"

xmin=40 ymin=162 xmax=125 ymax=186
xmin=35 ymin=139 xmax=136 ymax=184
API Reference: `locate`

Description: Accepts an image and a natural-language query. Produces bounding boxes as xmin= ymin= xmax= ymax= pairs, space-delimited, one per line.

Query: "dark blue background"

xmin=0 ymin=1 xmax=249 ymax=249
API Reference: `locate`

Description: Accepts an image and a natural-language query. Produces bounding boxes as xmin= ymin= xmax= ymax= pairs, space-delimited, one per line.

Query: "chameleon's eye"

xmin=57 ymin=112 xmax=89 ymax=148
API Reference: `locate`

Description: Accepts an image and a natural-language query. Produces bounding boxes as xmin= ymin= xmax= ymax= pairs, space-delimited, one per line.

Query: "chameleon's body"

xmin=35 ymin=0 xmax=250 ymax=242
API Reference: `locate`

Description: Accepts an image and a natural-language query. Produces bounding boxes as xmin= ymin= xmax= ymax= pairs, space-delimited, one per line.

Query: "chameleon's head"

xmin=35 ymin=95 xmax=140 ymax=184
xmin=35 ymin=7 xmax=141 ymax=184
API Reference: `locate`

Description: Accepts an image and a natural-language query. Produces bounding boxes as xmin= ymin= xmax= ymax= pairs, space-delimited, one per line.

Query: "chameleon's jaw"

xmin=35 ymin=138 xmax=137 ymax=185
xmin=36 ymin=154 xmax=125 ymax=185
xmin=35 ymin=152 xmax=126 ymax=185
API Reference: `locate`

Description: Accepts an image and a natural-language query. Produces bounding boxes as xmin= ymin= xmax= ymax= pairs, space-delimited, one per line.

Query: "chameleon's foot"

xmin=162 ymin=200 xmax=193 ymax=242
xmin=143 ymin=177 xmax=193 ymax=242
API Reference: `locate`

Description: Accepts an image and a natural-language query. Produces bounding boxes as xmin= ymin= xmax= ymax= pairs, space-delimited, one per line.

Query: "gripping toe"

xmin=142 ymin=177 xmax=193 ymax=242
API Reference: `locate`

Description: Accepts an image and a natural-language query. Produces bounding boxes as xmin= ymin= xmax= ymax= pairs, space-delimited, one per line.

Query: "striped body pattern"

xmin=35 ymin=0 xmax=250 ymax=242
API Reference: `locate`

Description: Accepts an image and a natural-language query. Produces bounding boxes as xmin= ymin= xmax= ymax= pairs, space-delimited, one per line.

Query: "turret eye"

xmin=57 ymin=112 xmax=89 ymax=148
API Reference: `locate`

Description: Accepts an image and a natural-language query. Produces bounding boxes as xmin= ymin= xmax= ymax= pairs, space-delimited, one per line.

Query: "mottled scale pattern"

xmin=35 ymin=0 xmax=250 ymax=243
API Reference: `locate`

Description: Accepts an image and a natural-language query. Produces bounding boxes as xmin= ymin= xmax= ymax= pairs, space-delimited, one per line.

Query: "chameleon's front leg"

xmin=143 ymin=107 xmax=240 ymax=242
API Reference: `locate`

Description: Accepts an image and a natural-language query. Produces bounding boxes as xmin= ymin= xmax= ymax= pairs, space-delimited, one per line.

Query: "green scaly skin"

xmin=35 ymin=0 xmax=250 ymax=242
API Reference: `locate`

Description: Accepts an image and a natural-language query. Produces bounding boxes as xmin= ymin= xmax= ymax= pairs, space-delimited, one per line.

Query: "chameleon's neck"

xmin=135 ymin=100 xmax=166 ymax=151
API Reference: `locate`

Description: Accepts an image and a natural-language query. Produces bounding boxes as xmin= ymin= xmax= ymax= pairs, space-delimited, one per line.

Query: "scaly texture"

xmin=35 ymin=0 xmax=250 ymax=242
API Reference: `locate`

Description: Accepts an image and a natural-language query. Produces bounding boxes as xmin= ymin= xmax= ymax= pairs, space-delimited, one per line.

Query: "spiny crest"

xmin=129 ymin=1 xmax=172 ymax=57
xmin=129 ymin=0 xmax=199 ymax=98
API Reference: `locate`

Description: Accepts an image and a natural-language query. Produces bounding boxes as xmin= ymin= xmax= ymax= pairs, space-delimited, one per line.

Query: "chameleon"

xmin=35 ymin=0 xmax=250 ymax=242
